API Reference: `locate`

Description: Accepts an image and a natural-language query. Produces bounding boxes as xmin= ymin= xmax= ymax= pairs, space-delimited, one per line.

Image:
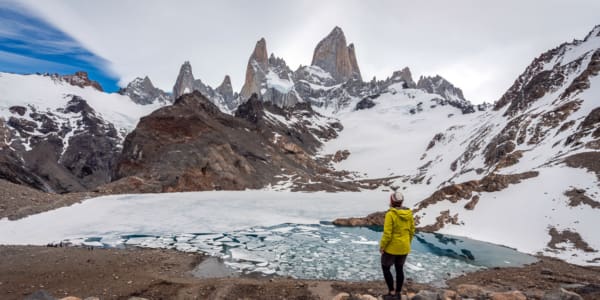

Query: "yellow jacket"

xmin=379 ymin=207 xmax=415 ymax=255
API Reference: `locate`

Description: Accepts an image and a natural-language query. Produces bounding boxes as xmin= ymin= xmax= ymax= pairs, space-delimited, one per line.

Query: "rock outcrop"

xmin=390 ymin=67 xmax=416 ymax=88
xmin=417 ymin=75 xmax=466 ymax=101
xmin=46 ymin=71 xmax=103 ymax=91
xmin=311 ymin=26 xmax=362 ymax=83
xmin=119 ymin=76 xmax=172 ymax=105
xmin=416 ymin=75 xmax=475 ymax=113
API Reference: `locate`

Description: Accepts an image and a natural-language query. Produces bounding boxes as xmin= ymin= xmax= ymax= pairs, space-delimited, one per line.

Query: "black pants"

xmin=381 ymin=252 xmax=408 ymax=293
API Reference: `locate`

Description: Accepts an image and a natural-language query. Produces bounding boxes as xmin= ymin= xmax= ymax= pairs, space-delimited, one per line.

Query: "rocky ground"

xmin=1 ymin=245 xmax=599 ymax=300
xmin=0 ymin=179 xmax=101 ymax=220
xmin=2 ymin=179 xmax=600 ymax=299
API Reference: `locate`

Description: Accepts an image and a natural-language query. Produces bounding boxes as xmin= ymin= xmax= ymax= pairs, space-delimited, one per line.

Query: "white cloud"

xmin=17 ymin=0 xmax=600 ymax=103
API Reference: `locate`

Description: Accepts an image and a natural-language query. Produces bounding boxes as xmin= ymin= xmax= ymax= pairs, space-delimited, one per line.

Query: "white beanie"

xmin=391 ymin=191 xmax=404 ymax=203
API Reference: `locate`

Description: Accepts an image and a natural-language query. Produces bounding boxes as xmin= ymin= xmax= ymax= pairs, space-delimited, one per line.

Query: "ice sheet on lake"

xmin=54 ymin=224 xmax=536 ymax=283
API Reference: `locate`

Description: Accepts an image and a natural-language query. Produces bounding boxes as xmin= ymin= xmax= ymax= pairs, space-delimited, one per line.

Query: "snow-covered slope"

xmin=321 ymin=26 xmax=600 ymax=266
xmin=0 ymin=72 xmax=162 ymax=131
xmin=0 ymin=72 xmax=167 ymax=192
xmin=323 ymin=84 xmax=480 ymax=183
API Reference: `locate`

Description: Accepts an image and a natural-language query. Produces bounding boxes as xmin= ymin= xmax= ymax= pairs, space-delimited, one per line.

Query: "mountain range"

xmin=0 ymin=25 xmax=599 ymax=265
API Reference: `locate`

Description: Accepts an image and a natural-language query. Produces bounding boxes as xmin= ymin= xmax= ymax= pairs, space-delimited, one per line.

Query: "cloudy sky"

xmin=2 ymin=0 xmax=599 ymax=103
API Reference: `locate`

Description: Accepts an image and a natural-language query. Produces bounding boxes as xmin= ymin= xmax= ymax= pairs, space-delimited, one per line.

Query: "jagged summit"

xmin=417 ymin=75 xmax=467 ymax=102
xmin=240 ymin=38 xmax=269 ymax=100
xmin=120 ymin=76 xmax=172 ymax=105
xmin=252 ymin=38 xmax=269 ymax=70
xmin=171 ymin=61 xmax=238 ymax=112
xmin=239 ymin=38 xmax=302 ymax=107
xmin=172 ymin=61 xmax=195 ymax=99
xmin=390 ymin=67 xmax=416 ymax=88
xmin=311 ymin=26 xmax=362 ymax=83
xmin=216 ymin=75 xmax=234 ymax=103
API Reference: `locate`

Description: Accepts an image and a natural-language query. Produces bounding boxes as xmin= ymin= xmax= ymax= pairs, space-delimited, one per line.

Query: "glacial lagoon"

xmin=67 ymin=223 xmax=537 ymax=284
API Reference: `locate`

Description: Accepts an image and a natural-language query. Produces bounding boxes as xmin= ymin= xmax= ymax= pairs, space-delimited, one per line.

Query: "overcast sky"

xmin=6 ymin=0 xmax=600 ymax=103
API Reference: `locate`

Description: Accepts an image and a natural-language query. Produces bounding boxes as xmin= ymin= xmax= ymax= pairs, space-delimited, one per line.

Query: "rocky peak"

xmin=251 ymin=38 xmax=269 ymax=72
xmin=239 ymin=39 xmax=302 ymax=107
xmin=389 ymin=67 xmax=416 ymax=88
xmin=417 ymin=75 xmax=475 ymax=113
xmin=216 ymin=75 xmax=234 ymax=102
xmin=240 ymin=38 xmax=269 ymax=101
xmin=417 ymin=75 xmax=466 ymax=102
xmin=268 ymin=54 xmax=292 ymax=77
xmin=311 ymin=26 xmax=362 ymax=83
xmin=120 ymin=76 xmax=172 ymax=105
xmin=347 ymin=43 xmax=361 ymax=81
xmin=171 ymin=61 xmax=237 ymax=112
xmin=51 ymin=71 xmax=103 ymax=91
xmin=173 ymin=61 xmax=196 ymax=99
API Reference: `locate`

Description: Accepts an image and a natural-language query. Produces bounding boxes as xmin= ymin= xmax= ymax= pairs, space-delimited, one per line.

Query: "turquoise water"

xmin=71 ymin=223 xmax=536 ymax=284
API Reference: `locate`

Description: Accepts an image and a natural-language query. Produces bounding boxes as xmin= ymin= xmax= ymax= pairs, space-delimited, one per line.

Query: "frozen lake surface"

xmin=0 ymin=191 xmax=536 ymax=283
xmin=63 ymin=223 xmax=536 ymax=283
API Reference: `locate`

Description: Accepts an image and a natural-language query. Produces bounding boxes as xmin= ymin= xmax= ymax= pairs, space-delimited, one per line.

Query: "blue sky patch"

xmin=0 ymin=4 xmax=120 ymax=91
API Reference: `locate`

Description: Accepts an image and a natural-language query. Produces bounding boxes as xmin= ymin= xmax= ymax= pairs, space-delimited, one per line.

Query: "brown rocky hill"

xmin=109 ymin=91 xmax=355 ymax=193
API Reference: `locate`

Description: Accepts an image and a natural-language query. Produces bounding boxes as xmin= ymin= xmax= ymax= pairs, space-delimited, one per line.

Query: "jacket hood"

xmin=389 ymin=207 xmax=412 ymax=221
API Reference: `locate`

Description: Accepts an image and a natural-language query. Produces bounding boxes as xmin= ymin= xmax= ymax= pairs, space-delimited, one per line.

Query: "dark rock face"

xmin=0 ymin=119 xmax=48 ymax=190
xmin=114 ymin=92 xmax=345 ymax=193
xmin=59 ymin=97 xmax=121 ymax=189
xmin=1 ymin=96 xmax=121 ymax=193
xmin=234 ymin=94 xmax=266 ymax=124
xmin=119 ymin=76 xmax=172 ymax=105
xmin=355 ymin=95 xmax=378 ymax=110
xmin=9 ymin=106 xmax=26 ymax=116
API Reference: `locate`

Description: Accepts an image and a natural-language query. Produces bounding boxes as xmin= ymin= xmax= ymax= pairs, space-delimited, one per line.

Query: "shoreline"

xmin=1 ymin=245 xmax=599 ymax=299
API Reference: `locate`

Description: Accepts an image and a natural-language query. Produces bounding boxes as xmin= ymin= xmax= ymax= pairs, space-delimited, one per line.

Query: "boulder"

xmin=489 ymin=291 xmax=527 ymax=300
xmin=24 ymin=290 xmax=57 ymax=300
xmin=456 ymin=284 xmax=488 ymax=298
xmin=411 ymin=290 xmax=441 ymax=300
xmin=542 ymin=288 xmax=584 ymax=300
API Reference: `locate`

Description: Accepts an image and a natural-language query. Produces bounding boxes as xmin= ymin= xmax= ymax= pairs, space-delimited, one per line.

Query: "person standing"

xmin=379 ymin=191 xmax=415 ymax=298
